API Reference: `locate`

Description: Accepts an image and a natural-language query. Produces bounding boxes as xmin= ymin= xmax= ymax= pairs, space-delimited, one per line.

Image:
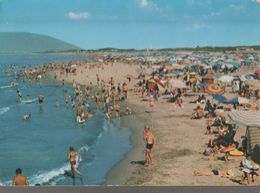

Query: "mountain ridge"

xmin=0 ymin=32 xmax=81 ymax=53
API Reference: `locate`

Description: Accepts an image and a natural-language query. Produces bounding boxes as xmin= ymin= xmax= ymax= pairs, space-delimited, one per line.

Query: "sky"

xmin=0 ymin=0 xmax=260 ymax=49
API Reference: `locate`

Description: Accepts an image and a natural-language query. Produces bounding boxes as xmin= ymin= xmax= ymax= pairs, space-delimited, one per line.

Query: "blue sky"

xmin=0 ymin=0 xmax=260 ymax=49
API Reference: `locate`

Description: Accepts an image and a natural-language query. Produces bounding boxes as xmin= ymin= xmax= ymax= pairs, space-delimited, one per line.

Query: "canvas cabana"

xmin=227 ymin=111 xmax=260 ymax=163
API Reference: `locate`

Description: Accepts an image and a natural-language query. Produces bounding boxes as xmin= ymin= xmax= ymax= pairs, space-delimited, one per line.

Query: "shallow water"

xmin=0 ymin=54 xmax=132 ymax=186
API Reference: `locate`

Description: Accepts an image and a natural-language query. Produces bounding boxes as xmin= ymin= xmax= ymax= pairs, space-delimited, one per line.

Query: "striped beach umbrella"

xmin=205 ymin=84 xmax=224 ymax=95
xmin=227 ymin=111 xmax=260 ymax=127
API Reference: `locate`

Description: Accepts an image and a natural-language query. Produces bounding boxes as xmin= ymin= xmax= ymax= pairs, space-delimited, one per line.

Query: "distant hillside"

xmin=0 ymin=32 xmax=81 ymax=53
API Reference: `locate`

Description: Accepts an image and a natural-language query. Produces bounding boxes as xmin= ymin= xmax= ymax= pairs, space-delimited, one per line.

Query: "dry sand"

xmin=47 ymin=61 xmax=260 ymax=186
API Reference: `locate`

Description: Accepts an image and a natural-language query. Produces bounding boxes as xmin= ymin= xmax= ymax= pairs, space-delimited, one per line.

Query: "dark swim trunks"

xmin=212 ymin=170 xmax=219 ymax=175
xmin=146 ymin=143 xmax=153 ymax=150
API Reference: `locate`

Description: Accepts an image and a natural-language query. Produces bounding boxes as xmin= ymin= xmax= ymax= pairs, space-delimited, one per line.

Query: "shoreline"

xmin=44 ymin=57 xmax=260 ymax=186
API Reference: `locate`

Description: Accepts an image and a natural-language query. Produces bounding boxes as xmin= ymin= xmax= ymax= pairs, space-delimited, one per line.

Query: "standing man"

xmin=143 ymin=126 xmax=155 ymax=166
xmin=68 ymin=147 xmax=84 ymax=178
xmin=12 ymin=168 xmax=29 ymax=186
xmin=17 ymin=90 xmax=22 ymax=103
xmin=38 ymin=93 xmax=44 ymax=111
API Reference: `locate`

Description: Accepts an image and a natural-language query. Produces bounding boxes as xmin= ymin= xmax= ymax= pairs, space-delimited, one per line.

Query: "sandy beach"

xmin=46 ymin=55 xmax=260 ymax=186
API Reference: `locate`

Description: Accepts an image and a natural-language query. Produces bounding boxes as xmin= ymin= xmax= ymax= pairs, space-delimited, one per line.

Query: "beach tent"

xmin=227 ymin=111 xmax=260 ymax=127
xmin=205 ymin=84 xmax=224 ymax=95
xmin=228 ymin=111 xmax=260 ymax=162
xmin=218 ymin=75 xmax=234 ymax=83
xmin=247 ymin=127 xmax=260 ymax=163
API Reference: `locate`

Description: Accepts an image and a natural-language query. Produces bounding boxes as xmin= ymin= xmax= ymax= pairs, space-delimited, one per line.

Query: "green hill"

xmin=0 ymin=32 xmax=81 ymax=53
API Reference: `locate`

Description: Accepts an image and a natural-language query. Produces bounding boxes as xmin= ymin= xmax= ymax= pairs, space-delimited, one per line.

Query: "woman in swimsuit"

xmin=194 ymin=169 xmax=233 ymax=178
xmin=68 ymin=147 xmax=83 ymax=178
xmin=114 ymin=103 xmax=121 ymax=119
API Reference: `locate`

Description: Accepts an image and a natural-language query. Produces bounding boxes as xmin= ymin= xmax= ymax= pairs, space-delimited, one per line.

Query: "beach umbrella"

xmin=148 ymin=82 xmax=165 ymax=93
xmin=205 ymin=84 xmax=225 ymax=95
xmin=212 ymin=94 xmax=227 ymax=103
xmin=218 ymin=75 xmax=234 ymax=83
xmin=255 ymin=69 xmax=260 ymax=79
xmin=169 ymin=79 xmax=188 ymax=89
xmin=225 ymin=64 xmax=234 ymax=69
xmin=227 ymin=111 xmax=260 ymax=127
xmin=172 ymin=70 xmax=182 ymax=75
xmin=227 ymin=97 xmax=239 ymax=105
xmin=165 ymin=74 xmax=175 ymax=78
xmin=231 ymin=62 xmax=240 ymax=69
xmin=238 ymin=97 xmax=250 ymax=104
xmin=198 ymin=82 xmax=207 ymax=88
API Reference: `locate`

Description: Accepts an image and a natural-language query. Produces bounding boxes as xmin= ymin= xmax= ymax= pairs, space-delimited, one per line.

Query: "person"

xmin=38 ymin=93 xmax=44 ymax=110
xmin=149 ymin=96 xmax=155 ymax=112
xmin=194 ymin=169 xmax=233 ymax=178
xmin=23 ymin=114 xmax=31 ymax=121
xmin=240 ymin=156 xmax=256 ymax=185
xmin=143 ymin=126 xmax=155 ymax=166
xmin=17 ymin=90 xmax=22 ymax=103
xmin=68 ymin=147 xmax=83 ymax=178
xmin=191 ymin=106 xmax=204 ymax=119
xmin=55 ymin=99 xmax=60 ymax=108
xmin=114 ymin=102 xmax=121 ymax=119
xmin=12 ymin=168 xmax=29 ymax=186
xmin=65 ymin=95 xmax=70 ymax=108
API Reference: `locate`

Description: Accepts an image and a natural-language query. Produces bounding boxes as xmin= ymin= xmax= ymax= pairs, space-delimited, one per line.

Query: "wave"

xmin=0 ymin=107 xmax=10 ymax=115
xmin=21 ymin=98 xmax=38 ymax=104
xmin=25 ymin=145 xmax=89 ymax=185
xmin=0 ymin=85 xmax=11 ymax=89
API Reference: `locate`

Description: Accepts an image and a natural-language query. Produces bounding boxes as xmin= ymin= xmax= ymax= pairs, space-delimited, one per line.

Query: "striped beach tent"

xmin=228 ymin=111 xmax=260 ymax=162
xmin=247 ymin=127 xmax=260 ymax=164
xmin=227 ymin=111 xmax=260 ymax=127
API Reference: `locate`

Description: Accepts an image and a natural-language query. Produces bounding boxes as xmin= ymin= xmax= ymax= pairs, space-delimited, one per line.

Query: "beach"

xmin=1 ymin=51 xmax=260 ymax=186
xmin=48 ymin=54 xmax=260 ymax=186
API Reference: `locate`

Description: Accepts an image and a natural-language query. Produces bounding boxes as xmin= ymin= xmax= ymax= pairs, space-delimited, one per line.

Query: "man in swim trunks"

xmin=12 ymin=168 xmax=29 ymax=186
xmin=143 ymin=126 xmax=155 ymax=166
xmin=68 ymin=147 xmax=83 ymax=178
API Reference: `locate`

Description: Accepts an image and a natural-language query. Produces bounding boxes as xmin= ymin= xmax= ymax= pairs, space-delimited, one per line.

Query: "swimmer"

xmin=23 ymin=114 xmax=31 ymax=121
xmin=55 ymin=99 xmax=60 ymax=108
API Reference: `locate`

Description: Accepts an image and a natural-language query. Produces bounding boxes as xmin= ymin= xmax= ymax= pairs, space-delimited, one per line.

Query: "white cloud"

xmin=67 ymin=11 xmax=90 ymax=20
xmin=229 ymin=4 xmax=247 ymax=12
xmin=139 ymin=0 xmax=149 ymax=7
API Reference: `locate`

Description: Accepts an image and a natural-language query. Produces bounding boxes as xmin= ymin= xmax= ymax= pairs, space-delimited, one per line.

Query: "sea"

xmin=0 ymin=54 xmax=132 ymax=186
